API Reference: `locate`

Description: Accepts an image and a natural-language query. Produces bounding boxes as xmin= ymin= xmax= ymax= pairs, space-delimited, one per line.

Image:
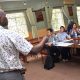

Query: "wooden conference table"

xmin=20 ymin=37 xmax=80 ymax=63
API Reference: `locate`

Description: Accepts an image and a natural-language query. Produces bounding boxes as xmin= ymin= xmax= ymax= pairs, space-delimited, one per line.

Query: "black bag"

xmin=44 ymin=55 xmax=55 ymax=70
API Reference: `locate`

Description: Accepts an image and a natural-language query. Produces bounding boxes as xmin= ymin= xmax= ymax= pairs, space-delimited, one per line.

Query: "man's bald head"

xmin=0 ymin=9 xmax=6 ymax=17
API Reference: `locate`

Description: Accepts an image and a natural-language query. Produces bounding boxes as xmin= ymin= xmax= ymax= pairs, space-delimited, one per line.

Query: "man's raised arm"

xmin=30 ymin=36 xmax=48 ymax=54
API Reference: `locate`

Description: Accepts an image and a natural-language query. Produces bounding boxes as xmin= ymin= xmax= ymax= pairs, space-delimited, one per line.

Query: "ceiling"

xmin=0 ymin=0 xmax=25 ymax=2
xmin=0 ymin=0 xmax=80 ymax=11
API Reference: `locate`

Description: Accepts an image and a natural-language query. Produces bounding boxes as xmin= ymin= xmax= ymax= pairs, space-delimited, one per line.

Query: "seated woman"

xmin=70 ymin=23 xmax=80 ymax=38
xmin=56 ymin=26 xmax=70 ymax=42
xmin=56 ymin=26 xmax=71 ymax=62
xmin=69 ymin=23 xmax=80 ymax=55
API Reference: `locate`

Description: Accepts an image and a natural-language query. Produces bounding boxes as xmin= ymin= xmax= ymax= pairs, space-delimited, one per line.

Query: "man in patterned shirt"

xmin=0 ymin=9 xmax=48 ymax=80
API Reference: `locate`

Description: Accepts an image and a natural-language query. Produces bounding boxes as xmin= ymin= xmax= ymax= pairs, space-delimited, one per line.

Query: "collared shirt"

xmin=0 ymin=26 xmax=33 ymax=72
xmin=56 ymin=32 xmax=70 ymax=42
xmin=48 ymin=34 xmax=56 ymax=42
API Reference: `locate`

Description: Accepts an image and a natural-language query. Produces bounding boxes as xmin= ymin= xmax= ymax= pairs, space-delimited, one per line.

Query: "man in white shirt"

xmin=0 ymin=10 xmax=48 ymax=80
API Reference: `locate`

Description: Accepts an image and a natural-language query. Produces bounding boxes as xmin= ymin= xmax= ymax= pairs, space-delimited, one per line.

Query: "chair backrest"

xmin=27 ymin=37 xmax=43 ymax=45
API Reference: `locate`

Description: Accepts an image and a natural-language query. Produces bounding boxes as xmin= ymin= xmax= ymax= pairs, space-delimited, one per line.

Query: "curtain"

xmin=45 ymin=6 xmax=53 ymax=28
xmin=49 ymin=6 xmax=53 ymax=28
xmin=26 ymin=8 xmax=38 ymax=38
xmin=62 ymin=6 xmax=71 ymax=23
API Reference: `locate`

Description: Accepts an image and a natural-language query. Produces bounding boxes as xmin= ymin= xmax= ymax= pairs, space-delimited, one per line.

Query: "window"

xmin=77 ymin=7 xmax=80 ymax=25
xmin=6 ymin=12 xmax=29 ymax=38
xmin=51 ymin=9 xmax=64 ymax=31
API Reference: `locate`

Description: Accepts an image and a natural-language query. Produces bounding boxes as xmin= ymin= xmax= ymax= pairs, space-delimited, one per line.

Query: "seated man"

xmin=45 ymin=28 xmax=60 ymax=63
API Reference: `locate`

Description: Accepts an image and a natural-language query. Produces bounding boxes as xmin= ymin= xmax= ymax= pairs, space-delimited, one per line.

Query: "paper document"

xmin=63 ymin=39 xmax=73 ymax=43
xmin=55 ymin=42 xmax=73 ymax=47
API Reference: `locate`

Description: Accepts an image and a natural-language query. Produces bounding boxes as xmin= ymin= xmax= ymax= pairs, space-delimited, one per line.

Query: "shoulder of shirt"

xmin=3 ymin=29 xmax=16 ymax=34
xmin=1 ymin=29 xmax=22 ymax=37
xmin=63 ymin=32 xmax=67 ymax=34
xmin=56 ymin=32 xmax=60 ymax=35
xmin=52 ymin=34 xmax=55 ymax=37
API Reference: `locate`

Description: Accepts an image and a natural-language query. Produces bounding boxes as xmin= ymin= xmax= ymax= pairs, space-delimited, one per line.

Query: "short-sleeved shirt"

xmin=56 ymin=32 xmax=70 ymax=42
xmin=0 ymin=26 xmax=33 ymax=72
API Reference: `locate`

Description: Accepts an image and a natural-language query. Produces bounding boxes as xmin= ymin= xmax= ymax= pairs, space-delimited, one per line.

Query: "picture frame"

xmin=35 ymin=10 xmax=44 ymax=22
xmin=68 ymin=6 xmax=73 ymax=16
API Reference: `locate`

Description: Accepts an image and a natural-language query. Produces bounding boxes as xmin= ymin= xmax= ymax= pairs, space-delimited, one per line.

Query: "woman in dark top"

xmin=69 ymin=23 xmax=80 ymax=55
xmin=70 ymin=23 xmax=80 ymax=38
